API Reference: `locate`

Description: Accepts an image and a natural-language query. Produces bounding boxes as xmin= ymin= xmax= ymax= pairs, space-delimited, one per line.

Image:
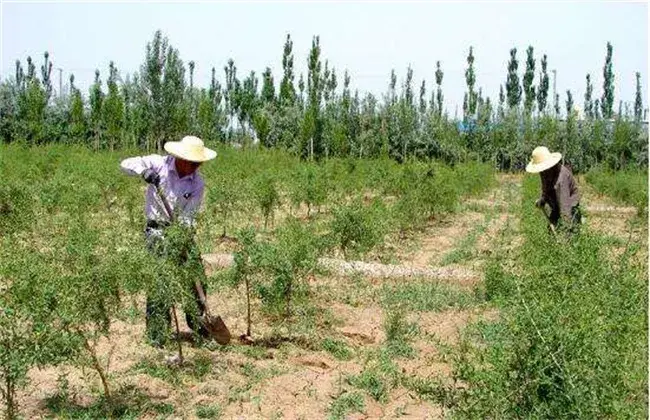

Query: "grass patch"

xmin=348 ymin=349 xmax=401 ymax=403
xmin=383 ymin=308 xmax=418 ymax=358
xmin=322 ymin=338 xmax=354 ymax=360
xmin=381 ymin=280 xmax=478 ymax=312
xmin=441 ymin=214 xmax=491 ymax=265
xmin=195 ymin=403 xmax=222 ymax=419
xmin=132 ymin=353 xmax=216 ymax=386
xmin=586 ymin=166 xmax=648 ymax=218
xmin=327 ymin=391 xmax=365 ymax=420
xmin=46 ymin=383 xmax=174 ymax=419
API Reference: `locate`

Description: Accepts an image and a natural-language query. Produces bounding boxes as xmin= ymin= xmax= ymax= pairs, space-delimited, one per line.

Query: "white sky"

xmin=2 ymin=1 xmax=648 ymax=114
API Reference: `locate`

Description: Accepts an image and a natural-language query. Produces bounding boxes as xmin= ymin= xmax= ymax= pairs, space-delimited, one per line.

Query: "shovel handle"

xmin=155 ymin=184 xmax=175 ymax=223
xmin=538 ymin=205 xmax=557 ymax=235
xmin=154 ymin=183 xmax=213 ymax=318
xmin=194 ymin=279 xmax=211 ymax=315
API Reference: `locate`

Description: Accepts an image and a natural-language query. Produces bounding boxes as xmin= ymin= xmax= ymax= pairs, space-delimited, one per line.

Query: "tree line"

xmin=0 ymin=30 xmax=646 ymax=172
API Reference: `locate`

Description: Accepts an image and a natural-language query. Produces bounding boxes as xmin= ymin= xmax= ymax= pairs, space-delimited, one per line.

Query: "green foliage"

xmin=254 ymin=219 xmax=322 ymax=320
xmin=321 ymin=338 xmax=354 ymax=361
xmin=537 ymin=54 xmax=549 ymax=113
xmin=383 ymin=308 xmax=417 ymax=358
xmin=452 ymin=175 xmax=648 ymax=418
xmin=196 ymin=403 xmax=223 ymax=419
xmin=330 ymin=199 xmax=387 ymax=257
xmin=506 ymin=48 xmax=522 ymax=109
xmin=1 ymin=34 xmax=645 ymax=171
xmin=327 ymin=391 xmax=365 ymax=420
xmin=288 ymin=163 xmax=328 ymax=216
xmin=523 ymin=46 xmax=536 ymax=115
xmin=382 ymin=281 xmax=478 ymax=312
xmin=634 ymin=72 xmax=643 ymax=122
xmin=586 ymin=166 xmax=648 ymax=217
xmin=601 ymin=42 xmax=615 ymax=119
xmin=253 ymin=173 xmax=280 ymax=229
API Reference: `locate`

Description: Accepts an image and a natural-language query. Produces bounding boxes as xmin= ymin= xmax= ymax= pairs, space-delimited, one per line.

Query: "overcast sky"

xmin=2 ymin=1 xmax=647 ymax=115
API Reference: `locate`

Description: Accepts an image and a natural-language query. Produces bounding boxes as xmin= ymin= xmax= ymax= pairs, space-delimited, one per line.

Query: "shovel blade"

xmin=202 ymin=314 xmax=231 ymax=345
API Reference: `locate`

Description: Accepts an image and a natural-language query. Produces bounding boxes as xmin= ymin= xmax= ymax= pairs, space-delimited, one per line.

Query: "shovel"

xmin=154 ymin=184 xmax=232 ymax=345
xmin=538 ymin=205 xmax=557 ymax=236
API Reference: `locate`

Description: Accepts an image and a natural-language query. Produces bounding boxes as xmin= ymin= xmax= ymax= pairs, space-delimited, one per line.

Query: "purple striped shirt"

xmin=120 ymin=154 xmax=205 ymax=225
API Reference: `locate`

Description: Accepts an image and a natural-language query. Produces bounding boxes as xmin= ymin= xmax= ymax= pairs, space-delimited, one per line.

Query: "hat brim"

xmin=525 ymin=152 xmax=562 ymax=173
xmin=164 ymin=142 xmax=217 ymax=162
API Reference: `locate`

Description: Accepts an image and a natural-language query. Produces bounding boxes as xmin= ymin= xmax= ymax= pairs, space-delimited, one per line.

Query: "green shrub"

xmin=586 ymin=166 xmax=648 ymax=218
xmin=330 ymin=199 xmax=387 ymax=257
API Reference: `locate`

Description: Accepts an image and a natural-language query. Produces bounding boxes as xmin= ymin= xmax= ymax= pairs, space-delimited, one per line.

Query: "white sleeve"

xmin=120 ymin=154 xmax=166 ymax=177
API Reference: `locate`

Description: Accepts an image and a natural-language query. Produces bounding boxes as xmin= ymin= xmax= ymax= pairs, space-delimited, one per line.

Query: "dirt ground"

xmin=16 ymin=174 xmax=645 ymax=419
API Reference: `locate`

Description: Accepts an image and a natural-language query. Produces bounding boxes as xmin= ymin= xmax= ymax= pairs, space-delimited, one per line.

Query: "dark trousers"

xmin=144 ymin=224 xmax=209 ymax=346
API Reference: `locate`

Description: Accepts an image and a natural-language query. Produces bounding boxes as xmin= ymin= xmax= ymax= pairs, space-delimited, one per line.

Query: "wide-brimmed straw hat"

xmin=164 ymin=136 xmax=217 ymax=163
xmin=525 ymin=146 xmax=562 ymax=173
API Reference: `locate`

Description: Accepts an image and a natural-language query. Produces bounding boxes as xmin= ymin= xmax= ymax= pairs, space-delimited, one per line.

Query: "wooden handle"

xmin=194 ymin=280 xmax=212 ymax=317
xmin=155 ymin=185 xmax=174 ymax=222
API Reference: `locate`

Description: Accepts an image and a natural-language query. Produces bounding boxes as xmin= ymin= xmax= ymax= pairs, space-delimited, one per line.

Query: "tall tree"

xmin=634 ymin=72 xmax=643 ymax=122
xmin=67 ymin=74 xmax=86 ymax=142
xmin=141 ymin=30 xmax=168 ymax=150
xmin=40 ymin=51 xmax=53 ymax=102
xmin=298 ymin=73 xmax=305 ymax=107
xmin=304 ymin=36 xmax=323 ymax=159
xmin=389 ymin=69 xmax=398 ymax=105
xmin=89 ymin=69 xmax=104 ymax=150
xmin=594 ymin=99 xmax=601 ymax=120
xmin=224 ymin=58 xmax=239 ymax=137
xmin=565 ymin=90 xmax=573 ymax=117
xmin=584 ymin=74 xmax=594 ymax=119
xmin=187 ymin=60 xmax=197 ymax=133
xmin=161 ymin=46 xmax=188 ymax=147
xmin=498 ymin=84 xmax=505 ymax=119
xmin=554 ymin=93 xmax=560 ymax=117
xmin=506 ymin=48 xmax=521 ymax=109
xmin=419 ymin=80 xmax=426 ymax=116
xmin=464 ymin=47 xmax=477 ymax=118
xmin=435 ymin=61 xmax=444 ymax=118
xmin=103 ymin=61 xmax=125 ymax=150
xmin=601 ymin=42 xmax=614 ymax=119
xmin=523 ymin=46 xmax=536 ymax=115
xmin=279 ymin=34 xmax=296 ymax=107
xmin=537 ymin=54 xmax=549 ymax=113
xmin=238 ymin=71 xmax=259 ymax=136
xmin=261 ymin=67 xmax=275 ymax=105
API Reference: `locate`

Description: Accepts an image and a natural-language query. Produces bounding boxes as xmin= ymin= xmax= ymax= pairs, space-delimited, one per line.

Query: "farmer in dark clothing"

xmin=120 ymin=135 xmax=217 ymax=347
xmin=526 ymin=146 xmax=582 ymax=233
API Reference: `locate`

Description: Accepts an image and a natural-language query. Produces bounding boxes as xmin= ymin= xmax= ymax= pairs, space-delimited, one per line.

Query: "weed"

xmin=321 ymin=338 xmax=354 ymax=361
xmin=327 ymin=391 xmax=365 ymax=420
xmin=381 ymin=281 xmax=477 ymax=312
xmin=383 ymin=307 xmax=417 ymax=358
xmin=441 ymin=215 xmax=490 ymax=265
xmin=195 ymin=403 xmax=222 ymax=419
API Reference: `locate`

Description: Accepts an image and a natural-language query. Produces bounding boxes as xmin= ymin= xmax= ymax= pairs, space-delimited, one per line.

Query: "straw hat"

xmin=525 ymin=146 xmax=562 ymax=173
xmin=164 ymin=136 xmax=217 ymax=163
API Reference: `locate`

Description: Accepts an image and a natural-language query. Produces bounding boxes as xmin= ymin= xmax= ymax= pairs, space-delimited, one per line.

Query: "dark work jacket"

xmin=539 ymin=165 xmax=580 ymax=225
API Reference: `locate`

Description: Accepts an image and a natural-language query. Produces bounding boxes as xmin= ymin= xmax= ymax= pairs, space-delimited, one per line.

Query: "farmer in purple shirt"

xmin=121 ymin=136 xmax=216 ymax=347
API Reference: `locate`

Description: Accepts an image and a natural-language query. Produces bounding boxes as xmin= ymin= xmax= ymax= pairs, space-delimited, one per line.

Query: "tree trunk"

xmin=171 ymin=305 xmax=184 ymax=364
xmin=245 ymin=276 xmax=252 ymax=337
xmin=81 ymin=334 xmax=111 ymax=401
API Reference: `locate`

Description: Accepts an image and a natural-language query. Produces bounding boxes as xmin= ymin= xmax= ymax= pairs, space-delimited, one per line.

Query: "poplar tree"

xmin=506 ymin=48 xmax=521 ymax=108
xmin=634 ymin=72 xmax=643 ymax=122
xmin=523 ymin=46 xmax=536 ymax=115
xmin=435 ymin=61 xmax=444 ymax=118
xmin=584 ymin=74 xmax=594 ymax=119
xmin=537 ymin=54 xmax=549 ymax=113
xmin=601 ymin=42 xmax=614 ymax=119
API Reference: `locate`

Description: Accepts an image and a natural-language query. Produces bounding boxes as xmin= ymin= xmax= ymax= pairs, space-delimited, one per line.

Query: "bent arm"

xmin=120 ymin=154 xmax=165 ymax=176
